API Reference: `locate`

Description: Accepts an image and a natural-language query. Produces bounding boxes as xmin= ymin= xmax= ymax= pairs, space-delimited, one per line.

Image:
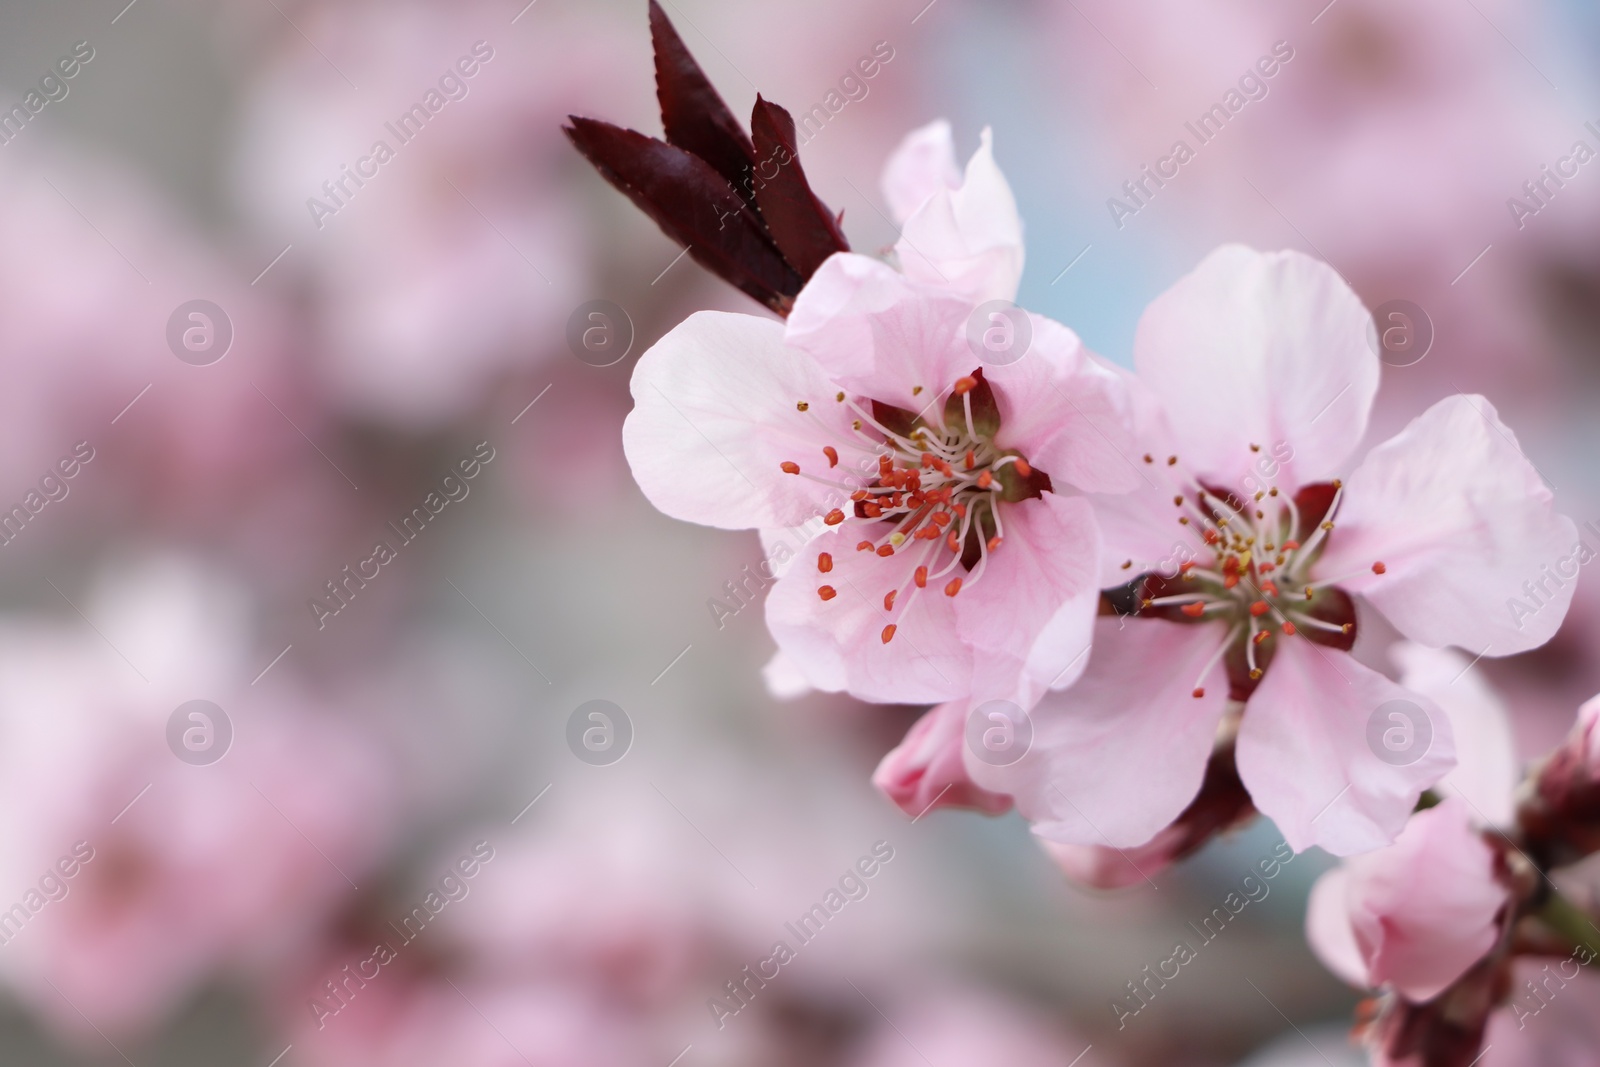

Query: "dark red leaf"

xmin=650 ymin=0 xmax=757 ymax=207
xmin=748 ymin=96 xmax=849 ymax=280
xmin=564 ymin=118 xmax=801 ymax=313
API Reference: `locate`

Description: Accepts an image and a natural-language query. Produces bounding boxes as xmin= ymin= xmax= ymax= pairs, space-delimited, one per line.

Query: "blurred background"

xmin=0 ymin=0 xmax=1595 ymax=1064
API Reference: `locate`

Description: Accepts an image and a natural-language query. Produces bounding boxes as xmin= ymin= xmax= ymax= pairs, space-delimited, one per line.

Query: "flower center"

xmin=780 ymin=368 xmax=1050 ymax=644
xmin=1109 ymin=449 xmax=1384 ymax=701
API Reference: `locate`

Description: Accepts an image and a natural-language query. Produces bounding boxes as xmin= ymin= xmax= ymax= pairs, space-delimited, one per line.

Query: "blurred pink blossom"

xmin=0 ymin=560 xmax=402 ymax=1040
xmin=232 ymin=0 xmax=636 ymax=427
xmin=844 ymin=986 xmax=1113 ymax=1067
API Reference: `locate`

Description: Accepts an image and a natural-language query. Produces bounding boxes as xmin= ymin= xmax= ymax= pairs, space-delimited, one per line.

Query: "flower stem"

xmin=1537 ymin=890 xmax=1600 ymax=958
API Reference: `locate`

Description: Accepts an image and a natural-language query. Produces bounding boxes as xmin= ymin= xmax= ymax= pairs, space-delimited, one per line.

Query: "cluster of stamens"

xmin=779 ymin=373 xmax=1042 ymax=645
xmin=1121 ymin=447 xmax=1386 ymax=700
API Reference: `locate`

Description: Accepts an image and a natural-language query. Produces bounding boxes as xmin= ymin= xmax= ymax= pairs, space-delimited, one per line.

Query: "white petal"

xmin=880 ymin=119 xmax=959 ymax=224
xmin=896 ymin=127 xmax=1025 ymax=304
xmin=624 ymin=311 xmax=858 ymax=530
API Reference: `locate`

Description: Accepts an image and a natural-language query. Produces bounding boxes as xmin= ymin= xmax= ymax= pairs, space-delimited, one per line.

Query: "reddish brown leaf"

xmin=564 ymin=118 xmax=801 ymax=313
xmin=649 ymin=0 xmax=757 ymax=206
xmin=749 ymin=96 xmax=849 ymax=280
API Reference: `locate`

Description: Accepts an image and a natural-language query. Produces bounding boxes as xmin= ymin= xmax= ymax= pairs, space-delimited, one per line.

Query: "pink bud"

xmin=1306 ymin=798 xmax=1507 ymax=1002
xmin=873 ymin=702 xmax=1012 ymax=818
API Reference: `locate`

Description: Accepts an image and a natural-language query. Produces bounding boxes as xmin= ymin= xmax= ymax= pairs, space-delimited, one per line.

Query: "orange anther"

xmin=817 ymin=586 xmax=837 ymax=601
xmin=822 ymin=446 xmax=839 ymax=468
xmin=780 ymin=461 xmax=800 ymax=475
xmin=1250 ymin=601 xmax=1270 ymax=617
xmin=1014 ymin=458 xmax=1032 ymax=477
xmin=953 ymin=375 xmax=978 ymax=395
xmin=881 ymin=624 xmax=897 ymax=643
xmin=1181 ymin=602 xmax=1207 ymax=617
xmin=884 ymin=590 xmax=897 ymax=611
xmin=1372 ymin=561 xmax=1387 ymax=575
xmin=914 ymin=566 xmax=928 ymax=588
xmin=817 ymin=553 xmax=833 ymax=573
xmin=876 ymin=544 xmax=895 ymax=557
xmin=824 ymin=509 xmax=845 ymax=525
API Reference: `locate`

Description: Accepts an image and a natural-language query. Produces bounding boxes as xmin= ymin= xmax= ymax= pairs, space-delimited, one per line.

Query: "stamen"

xmin=823 ymin=446 xmax=839 ymax=468
xmin=1190 ymin=623 xmax=1242 ymax=698
xmin=817 ymin=553 xmax=833 ymax=573
xmin=780 ymin=462 xmax=800 ymax=475
xmin=945 ymin=577 xmax=963 ymax=597
xmin=818 ymin=586 xmax=837 ymax=601
xmin=881 ymin=624 xmax=897 ymax=643
xmin=824 ymin=509 xmax=845 ymax=525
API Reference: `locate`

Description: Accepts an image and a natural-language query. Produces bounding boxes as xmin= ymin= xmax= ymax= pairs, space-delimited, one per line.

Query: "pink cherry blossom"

xmin=0 ymin=560 xmax=402 ymax=1041
xmin=624 ymin=130 xmax=1136 ymax=707
xmin=973 ymin=245 xmax=1576 ymax=856
xmin=1306 ymin=797 xmax=1509 ymax=1002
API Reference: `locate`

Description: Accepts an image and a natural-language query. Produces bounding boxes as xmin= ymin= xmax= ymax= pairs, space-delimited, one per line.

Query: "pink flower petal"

xmin=1350 ymin=799 xmax=1505 ymax=1001
xmin=785 ymin=254 xmax=975 ymax=412
xmin=895 ymin=127 xmax=1025 ymax=304
xmin=624 ymin=311 xmax=857 ymax=530
xmin=1393 ymin=643 xmax=1518 ymax=827
xmin=984 ymin=321 xmax=1143 ymax=495
xmin=873 ymin=701 xmax=1014 ymax=818
xmin=763 ymin=524 xmax=973 ymax=704
xmin=1237 ymin=638 xmax=1455 ymax=856
xmin=1039 ymin=824 xmax=1187 ymax=891
xmin=1133 ymin=245 xmax=1377 ymax=491
xmin=1305 ymin=866 xmax=1371 ymax=990
xmin=880 ymin=119 xmax=960 ymax=224
xmin=951 ymin=493 xmax=1101 ymax=701
xmin=970 ymin=617 xmax=1232 ymax=849
xmin=1314 ymin=394 xmax=1578 ymax=655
